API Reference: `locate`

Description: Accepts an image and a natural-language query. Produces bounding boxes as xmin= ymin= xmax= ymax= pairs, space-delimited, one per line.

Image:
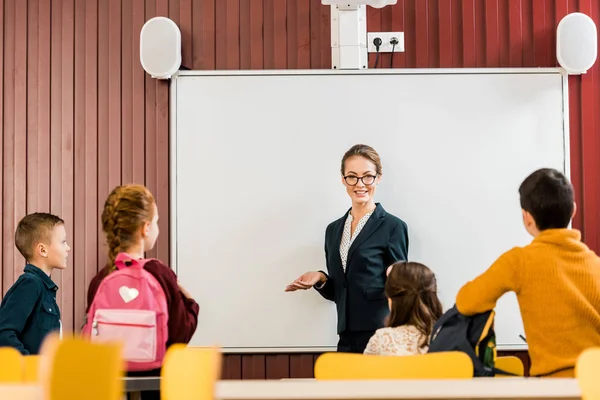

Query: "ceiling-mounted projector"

xmin=322 ymin=0 xmax=397 ymax=8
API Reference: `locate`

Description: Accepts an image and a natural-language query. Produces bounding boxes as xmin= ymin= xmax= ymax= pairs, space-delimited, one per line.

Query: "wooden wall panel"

xmin=0 ymin=0 xmax=598 ymax=379
xmin=221 ymin=351 xmax=530 ymax=379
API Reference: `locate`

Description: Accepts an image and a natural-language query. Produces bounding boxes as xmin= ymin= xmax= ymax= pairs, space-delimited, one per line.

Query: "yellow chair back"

xmin=314 ymin=351 xmax=473 ymax=380
xmin=0 ymin=347 xmax=22 ymax=382
xmin=495 ymin=356 xmax=524 ymax=377
xmin=577 ymin=347 xmax=600 ymax=400
xmin=23 ymin=355 xmax=40 ymax=382
xmin=39 ymin=334 xmax=124 ymax=400
xmin=161 ymin=345 xmax=222 ymax=400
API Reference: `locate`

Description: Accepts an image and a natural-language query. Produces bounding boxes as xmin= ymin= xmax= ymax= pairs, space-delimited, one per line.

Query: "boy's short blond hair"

xmin=15 ymin=213 xmax=64 ymax=261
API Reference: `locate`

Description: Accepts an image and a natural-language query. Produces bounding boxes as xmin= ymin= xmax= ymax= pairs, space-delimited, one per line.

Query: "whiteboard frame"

xmin=169 ymin=68 xmax=570 ymax=352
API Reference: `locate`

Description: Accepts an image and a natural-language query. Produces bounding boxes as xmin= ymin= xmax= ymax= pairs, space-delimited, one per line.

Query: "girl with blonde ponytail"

xmin=86 ymin=184 xmax=199 ymax=400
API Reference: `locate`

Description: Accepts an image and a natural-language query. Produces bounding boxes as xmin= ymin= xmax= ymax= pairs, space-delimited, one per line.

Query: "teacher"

xmin=285 ymin=144 xmax=409 ymax=353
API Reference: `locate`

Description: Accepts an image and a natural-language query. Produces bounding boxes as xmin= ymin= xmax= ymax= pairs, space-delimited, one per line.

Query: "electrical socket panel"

xmin=367 ymin=32 xmax=404 ymax=53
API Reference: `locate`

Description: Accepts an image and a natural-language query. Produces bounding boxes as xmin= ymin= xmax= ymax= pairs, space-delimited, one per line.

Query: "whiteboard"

xmin=170 ymin=69 xmax=568 ymax=352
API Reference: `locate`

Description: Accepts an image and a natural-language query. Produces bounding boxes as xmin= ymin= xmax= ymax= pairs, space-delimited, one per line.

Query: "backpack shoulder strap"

xmin=114 ymin=253 xmax=157 ymax=270
xmin=492 ymin=367 xmax=519 ymax=377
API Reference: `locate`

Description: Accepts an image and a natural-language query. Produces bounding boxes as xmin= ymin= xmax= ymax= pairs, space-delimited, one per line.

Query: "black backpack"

xmin=427 ymin=305 xmax=514 ymax=377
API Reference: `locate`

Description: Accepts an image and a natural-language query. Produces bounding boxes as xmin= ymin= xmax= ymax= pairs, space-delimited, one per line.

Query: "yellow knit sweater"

xmin=456 ymin=229 xmax=600 ymax=377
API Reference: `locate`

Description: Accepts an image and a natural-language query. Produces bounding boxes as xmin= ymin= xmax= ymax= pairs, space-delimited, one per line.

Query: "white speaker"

xmin=557 ymin=12 xmax=597 ymax=75
xmin=322 ymin=0 xmax=397 ymax=8
xmin=140 ymin=17 xmax=182 ymax=79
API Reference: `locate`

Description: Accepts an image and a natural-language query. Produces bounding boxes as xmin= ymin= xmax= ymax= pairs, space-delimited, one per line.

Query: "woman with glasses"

xmin=285 ymin=144 xmax=409 ymax=353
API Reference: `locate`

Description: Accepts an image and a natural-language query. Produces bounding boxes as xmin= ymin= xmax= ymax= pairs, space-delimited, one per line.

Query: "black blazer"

xmin=315 ymin=203 xmax=408 ymax=334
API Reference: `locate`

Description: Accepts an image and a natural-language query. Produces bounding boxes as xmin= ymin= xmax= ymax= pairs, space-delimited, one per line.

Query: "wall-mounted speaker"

xmin=140 ymin=17 xmax=181 ymax=79
xmin=557 ymin=12 xmax=597 ymax=75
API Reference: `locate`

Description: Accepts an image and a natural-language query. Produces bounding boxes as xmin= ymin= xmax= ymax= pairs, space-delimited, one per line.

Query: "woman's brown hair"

xmin=341 ymin=144 xmax=383 ymax=176
xmin=385 ymin=261 xmax=444 ymax=348
xmin=101 ymin=184 xmax=155 ymax=273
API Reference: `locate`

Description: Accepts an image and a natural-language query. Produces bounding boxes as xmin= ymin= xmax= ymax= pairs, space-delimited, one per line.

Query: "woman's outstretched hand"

xmin=285 ymin=271 xmax=326 ymax=292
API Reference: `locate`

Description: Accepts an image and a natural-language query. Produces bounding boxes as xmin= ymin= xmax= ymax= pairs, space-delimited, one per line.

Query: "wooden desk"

xmin=0 ymin=378 xmax=582 ymax=400
xmin=0 ymin=384 xmax=40 ymax=400
xmin=216 ymin=378 xmax=581 ymax=400
xmin=0 ymin=378 xmax=161 ymax=400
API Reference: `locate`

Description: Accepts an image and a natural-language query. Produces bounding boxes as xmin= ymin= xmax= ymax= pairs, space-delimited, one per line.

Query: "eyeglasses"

xmin=343 ymin=174 xmax=377 ymax=186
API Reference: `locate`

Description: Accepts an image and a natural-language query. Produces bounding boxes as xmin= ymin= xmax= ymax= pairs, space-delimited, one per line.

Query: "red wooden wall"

xmin=0 ymin=0 xmax=598 ymax=378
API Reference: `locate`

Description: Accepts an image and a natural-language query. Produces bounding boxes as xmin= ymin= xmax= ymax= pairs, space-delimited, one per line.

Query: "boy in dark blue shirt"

xmin=0 ymin=213 xmax=70 ymax=354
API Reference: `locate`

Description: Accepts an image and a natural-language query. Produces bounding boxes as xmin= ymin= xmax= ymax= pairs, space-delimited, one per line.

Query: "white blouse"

xmin=339 ymin=210 xmax=374 ymax=271
xmin=363 ymin=325 xmax=429 ymax=356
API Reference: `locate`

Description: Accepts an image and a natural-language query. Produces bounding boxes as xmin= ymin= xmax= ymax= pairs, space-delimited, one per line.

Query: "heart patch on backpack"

xmin=119 ymin=286 xmax=139 ymax=303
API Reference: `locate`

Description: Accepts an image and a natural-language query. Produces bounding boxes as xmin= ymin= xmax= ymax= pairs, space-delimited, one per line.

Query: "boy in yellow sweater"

xmin=456 ymin=168 xmax=600 ymax=378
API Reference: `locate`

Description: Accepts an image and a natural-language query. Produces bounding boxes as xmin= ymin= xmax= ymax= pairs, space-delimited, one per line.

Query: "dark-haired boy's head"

xmin=519 ymin=168 xmax=575 ymax=234
xmin=15 ymin=213 xmax=69 ymax=271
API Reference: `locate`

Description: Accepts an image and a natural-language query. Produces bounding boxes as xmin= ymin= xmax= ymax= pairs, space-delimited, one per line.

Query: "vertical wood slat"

xmin=521 ymin=0 xmax=534 ymax=66
xmin=73 ymin=0 xmax=86 ymax=327
xmin=450 ymin=0 xmax=462 ymax=67
xmin=266 ymin=355 xmax=290 ymax=379
xmin=27 ymin=0 xmax=50 ymax=217
xmin=264 ymin=0 xmax=287 ymax=69
xmin=121 ymin=0 xmax=133 ymax=185
xmin=508 ymin=0 xmax=523 ymax=66
xmin=240 ymin=0 xmax=264 ymax=69
xmin=427 ymin=0 xmax=439 ymax=67
xmin=49 ymin=0 xmax=63 ymax=315
xmin=579 ymin=0 xmax=598 ymax=249
xmin=97 ymin=0 xmax=109 ymax=270
xmin=27 ymin=0 xmax=39 ymax=214
xmin=191 ymin=0 xmax=215 ymax=70
xmin=222 ymin=355 xmax=242 ymax=380
xmin=287 ymin=0 xmax=310 ymax=69
xmin=14 ymin=0 xmax=28 ymax=290
xmin=132 ymin=0 xmax=145 ymax=184
xmin=60 ymin=0 xmax=75 ymax=330
xmin=108 ymin=0 xmax=121 ymax=191
xmin=144 ymin=0 xmax=158 ymax=259
xmin=497 ymin=0 xmax=509 ymax=67
xmin=474 ymin=0 xmax=485 ymax=67
xmin=153 ymin=0 xmax=170 ymax=263
xmin=438 ymin=0 xmax=452 ymax=68
xmin=2 ymin=0 xmax=14 ymax=295
xmin=485 ymin=0 xmax=500 ymax=66
xmin=290 ymin=354 xmax=316 ymax=378
xmin=568 ymin=92 xmax=584 ymax=231
xmin=310 ymin=0 xmax=322 ymax=68
xmin=13 ymin=0 xmax=27 ymax=283
xmin=242 ymin=355 xmax=266 ymax=379
xmin=461 ymin=0 xmax=476 ymax=67
xmin=39 ymin=0 xmax=51 ymax=218
xmin=320 ymin=2 xmax=331 ymax=68
xmin=84 ymin=0 xmax=99 ymax=319
xmin=287 ymin=0 xmax=299 ymax=69
xmin=215 ymin=0 xmax=240 ymax=70
xmin=532 ymin=0 xmax=548 ymax=66
xmin=178 ymin=0 xmax=192 ymax=68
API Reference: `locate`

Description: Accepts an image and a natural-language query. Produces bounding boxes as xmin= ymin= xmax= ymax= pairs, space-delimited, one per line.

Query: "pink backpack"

xmin=82 ymin=253 xmax=169 ymax=371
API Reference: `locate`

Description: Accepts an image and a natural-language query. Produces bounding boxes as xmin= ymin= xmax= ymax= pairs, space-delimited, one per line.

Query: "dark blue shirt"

xmin=0 ymin=264 xmax=61 ymax=354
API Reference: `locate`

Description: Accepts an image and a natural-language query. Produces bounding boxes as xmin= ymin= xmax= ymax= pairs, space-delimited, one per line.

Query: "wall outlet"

xmin=368 ymin=32 xmax=404 ymax=53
